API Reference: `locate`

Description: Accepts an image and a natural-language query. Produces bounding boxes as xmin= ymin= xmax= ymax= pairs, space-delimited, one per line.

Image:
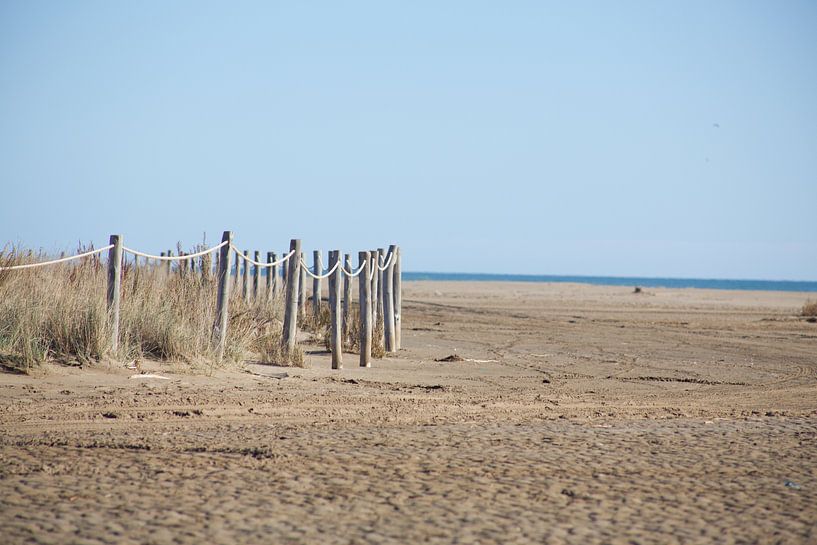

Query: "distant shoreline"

xmin=403 ymin=272 xmax=817 ymax=293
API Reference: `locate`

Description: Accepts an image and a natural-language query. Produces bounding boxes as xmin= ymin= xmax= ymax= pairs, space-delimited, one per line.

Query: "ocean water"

xmin=402 ymin=272 xmax=817 ymax=293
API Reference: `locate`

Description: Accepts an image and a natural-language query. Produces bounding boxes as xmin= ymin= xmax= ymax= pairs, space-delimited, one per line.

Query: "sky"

xmin=1 ymin=1 xmax=815 ymax=280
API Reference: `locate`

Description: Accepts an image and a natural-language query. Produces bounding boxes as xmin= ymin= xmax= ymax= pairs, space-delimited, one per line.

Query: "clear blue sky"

xmin=1 ymin=1 xmax=815 ymax=280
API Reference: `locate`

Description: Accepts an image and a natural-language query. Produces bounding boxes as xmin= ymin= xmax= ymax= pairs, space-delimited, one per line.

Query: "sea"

xmin=402 ymin=272 xmax=817 ymax=293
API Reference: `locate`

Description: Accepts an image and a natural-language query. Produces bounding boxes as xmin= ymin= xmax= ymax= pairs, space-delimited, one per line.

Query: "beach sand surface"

xmin=1 ymin=281 xmax=815 ymax=544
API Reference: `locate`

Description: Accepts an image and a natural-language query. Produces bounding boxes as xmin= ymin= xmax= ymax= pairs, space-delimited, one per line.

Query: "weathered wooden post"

xmin=165 ymin=250 xmax=172 ymax=276
xmin=282 ymin=239 xmax=302 ymax=355
xmin=298 ymin=252 xmax=307 ymax=318
xmin=393 ymin=246 xmax=402 ymax=350
xmin=383 ymin=245 xmax=397 ymax=353
xmin=253 ymin=250 xmax=261 ymax=301
xmin=377 ymin=247 xmax=386 ymax=324
xmin=282 ymin=249 xmax=288 ymax=287
xmin=233 ymin=248 xmax=241 ymax=291
xmin=342 ymin=253 xmax=351 ymax=339
xmin=106 ymin=234 xmax=123 ymax=353
xmin=213 ymin=231 xmax=233 ymax=360
xmin=358 ymin=251 xmax=372 ymax=367
xmin=272 ymin=252 xmax=280 ymax=300
xmin=266 ymin=252 xmax=274 ymax=303
xmin=312 ymin=250 xmax=322 ymax=319
xmin=370 ymin=250 xmax=379 ymax=322
xmin=328 ymin=250 xmax=342 ymax=369
xmin=242 ymin=250 xmax=250 ymax=304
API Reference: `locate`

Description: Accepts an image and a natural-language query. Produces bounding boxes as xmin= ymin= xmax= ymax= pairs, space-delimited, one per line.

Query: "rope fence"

xmin=0 ymin=245 xmax=114 ymax=271
xmin=0 ymin=232 xmax=402 ymax=369
xmin=122 ymin=240 xmax=229 ymax=261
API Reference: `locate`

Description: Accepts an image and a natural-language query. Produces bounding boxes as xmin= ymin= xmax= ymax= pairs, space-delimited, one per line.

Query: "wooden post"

xmin=342 ymin=253 xmax=351 ymax=340
xmin=281 ymin=239 xmax=301 ymax=355
xmin=282 ymin=249 xmax=288 ymax=287
xmin=298 ymin=252 xmax=307 ymax=318
xmin=328 ymin=250 xmax=342 ymax=369
xmin=253 ymin=250 xmax=261 ymax=302
xmin=370 ymin=250 xmax=379 ymax=322
xmin=266 ymin=252 xmax=274 ymax=303
xmin=377 ymin=247 xmax=385 ymax=325
xmin=272 ymin=252 xmax=280 ymax=300
xmin=358 ymin=251 xmax=372 ymax=368
xmin=242 ymin=250 xmax=250 ymax=304
xmin=233 ymin=248 xmax=240 ymax=291
xmin=106 ymin=234 xmax=123 ymax=353
xmin=393 ymin=246 xmax=402 ymax=350
xmin=165 ymin=250 xmax=172 ymax=276
xmin=213 ymin=231 xmax=233 ymax=360
xmin=383 ymin=245 xmax=397 ymax=352
xmin=312 ymin=250 xmax=322 ymax=319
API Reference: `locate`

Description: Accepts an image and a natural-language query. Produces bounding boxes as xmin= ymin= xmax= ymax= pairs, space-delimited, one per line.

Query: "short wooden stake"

xmin=165 ymin=250 xmax=172 ymax=276
xmin=233 ymin=248 xmax=241 ymax=291
xmin=328 ymin=250 xmax=342 ymax=369
xmin=370 ymin=250 xmax=379 ymax=322
xmin=298 ymin=253 xmax=307 ymax=318
xmin=282 ymin=239 xmax=302 ymax=355
xmin=393 ymin=246 xmax=402 ymax=350
xmin=311 ymin=250 xmax=322 ymax=319
xmin=358 ymin=251 xmax=372 ymax=367
xmin=383 ymin=245 xmax=396 ymax=353
xmin=213 ymin=231 xmax=233 ymax=360
xmin=106 ymin=234 xmax=123 ymax=353
xmin=266 ymin=252 xmax=274 ymax=303
xmin=272 ymin=252 xmax=280 ymax=300
xmin=253 ymin=250 xmax=261 ymax=301
xmin=377 ymin=247 xmax=385 ymax=323
xmin=342 ymin=253 xmax=351 ymax=340
xmin=242 ymin=250 xmax=250 ymax=304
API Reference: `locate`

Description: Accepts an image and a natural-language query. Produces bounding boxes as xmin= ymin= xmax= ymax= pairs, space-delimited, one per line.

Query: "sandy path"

xmin=1 ymin=281 xmax=816 ymax=544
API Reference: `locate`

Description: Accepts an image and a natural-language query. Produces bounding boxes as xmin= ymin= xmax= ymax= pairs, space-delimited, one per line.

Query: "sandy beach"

xmin=1 ymin=281 xmax=815 ymax=544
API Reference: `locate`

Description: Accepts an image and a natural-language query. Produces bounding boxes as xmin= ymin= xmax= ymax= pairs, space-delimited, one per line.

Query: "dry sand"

xmin=1 ymin=281 xmax=816 ymax=544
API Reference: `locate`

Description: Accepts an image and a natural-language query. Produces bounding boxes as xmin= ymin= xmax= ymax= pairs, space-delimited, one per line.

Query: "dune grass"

xmin=802 ymin=300 xmax=817 ymax=317
xmin=0 ymin=247 xmax=302 ymax=372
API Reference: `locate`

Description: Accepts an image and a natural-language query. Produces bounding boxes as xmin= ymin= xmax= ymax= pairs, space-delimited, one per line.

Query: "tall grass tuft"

xmin=802 ymin=300 xmax=817 ymax=317
xmin=0 ymin=247 xmax=109 ymax=371
xmin=324 ymin=305 xmax=385 ymax=358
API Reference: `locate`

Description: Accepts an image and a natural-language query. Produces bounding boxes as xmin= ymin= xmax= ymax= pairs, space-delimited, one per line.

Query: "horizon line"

xmin=403 ymin=270 xmax=817 ymax=285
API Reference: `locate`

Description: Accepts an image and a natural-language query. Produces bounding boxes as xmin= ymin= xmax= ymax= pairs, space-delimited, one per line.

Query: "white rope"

xmin=122 ymin=240 xmax=228 ymax=261
xmin=0 ymin=245 xmax=114 ymax=271
xmin=369 ymin=262 xmax=377 ymax=280
xmin=231 ymin=246 xmax=295 ymax=268
xmin=377 ymin=251 xmax=394 ymax=271
xmin=300 ymin=257 xmax=341 ymax=279
xmin=339 ymin=262 xmax=367 ymax=277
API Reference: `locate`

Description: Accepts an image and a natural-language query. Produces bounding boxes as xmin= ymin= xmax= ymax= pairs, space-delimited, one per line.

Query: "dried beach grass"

xmin=0 ymin=246 xmax=298 ymax=372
